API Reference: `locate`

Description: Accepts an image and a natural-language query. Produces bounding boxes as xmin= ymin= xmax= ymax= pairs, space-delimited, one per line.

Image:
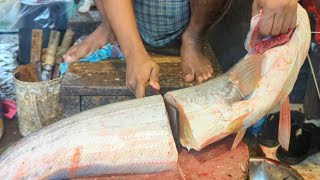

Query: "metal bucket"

xmin=249 ymin=157 xmax=303 ymax=180
xmin=13 ymin=64 xmax=63 ymax=136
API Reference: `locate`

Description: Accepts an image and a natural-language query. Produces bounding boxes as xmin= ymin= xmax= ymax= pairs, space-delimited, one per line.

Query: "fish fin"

xmin=278 ymin=96 xmax=291 ymax=151
xmin=230 ymin=54 xmax=266 ymax=96
xmin=227 ymin=110 xmax=252 ymax=132
xmin=231 ymin=128 xmax=247 ymax=150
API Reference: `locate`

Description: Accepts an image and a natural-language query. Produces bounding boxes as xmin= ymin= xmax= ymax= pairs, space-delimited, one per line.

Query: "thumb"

xmin=149 ymin=64 xmax=160 ymax=90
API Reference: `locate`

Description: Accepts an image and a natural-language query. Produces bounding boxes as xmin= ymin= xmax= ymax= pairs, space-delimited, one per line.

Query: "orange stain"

xmin=69 ymin=147 xmax=82 ymax=176
xmin=13 ymin=160 xmax=27 ymax=180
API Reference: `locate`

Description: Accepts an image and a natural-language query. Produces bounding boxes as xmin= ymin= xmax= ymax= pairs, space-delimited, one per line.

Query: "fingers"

xmin=259 ymin=9 xmax=275 ymax=36
xmin=271 ymin=14 xmax=285 ymax=36
xmin=127 ymin=61 xmax=160 ymax=98
xmin=281 ymin=15 xmax=291 ymax=34
xmin=289 ymin=14 xmax=297 ymax=29
xmin=127 ymin=78 xmax=146 ymax=99
xmin=257 ymin=0 xmax=298 ymax=36
xmin=149 ymin=64 xmax=160 ymax=90
xmin=134 ymin=82 xmax=146 ymax=98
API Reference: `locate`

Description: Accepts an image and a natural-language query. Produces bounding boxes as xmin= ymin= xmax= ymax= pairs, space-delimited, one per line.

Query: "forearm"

xmin=100 ymin=0 xmax=146 ymax=60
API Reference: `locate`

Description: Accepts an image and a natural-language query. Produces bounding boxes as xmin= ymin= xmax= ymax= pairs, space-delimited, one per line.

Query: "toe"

xmin=196 ymin=72 xmax=204 ymax=82
xmin=206 ymin=64 xmax=213 ymax=73
xmin=207 ymin=67 xmax=213 ymax=78
xmin=209 ymin=67 xmax=213 ymax=74
xmin=183 ymin=73 xmax=194 ymax=83
xmin=65 ymin=44 xmax=91 ymax=63
xmin=63 ymin=46 xmax=78 ymax=62
xmin=202 ymin=72 xmax=209 ymax=81
xmin=182 ymin=65 xmax=195 ymax=83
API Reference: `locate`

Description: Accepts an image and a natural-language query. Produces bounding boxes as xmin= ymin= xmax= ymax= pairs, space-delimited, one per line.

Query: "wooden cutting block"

xmin=61 ymin=43 xmax=223 ymax=118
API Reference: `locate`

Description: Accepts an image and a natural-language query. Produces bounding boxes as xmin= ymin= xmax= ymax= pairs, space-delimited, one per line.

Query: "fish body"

xmin=0 ymin=95 xmax=177 ymax=179
xmin=164 ymin=4 xmax=311 ymax=151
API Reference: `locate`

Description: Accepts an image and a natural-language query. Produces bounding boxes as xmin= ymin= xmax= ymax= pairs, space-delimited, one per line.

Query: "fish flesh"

xmin=164 ymin=4 xmax=311 ymax=151
xmin=0 ymin=95 xmax=178 ymax=179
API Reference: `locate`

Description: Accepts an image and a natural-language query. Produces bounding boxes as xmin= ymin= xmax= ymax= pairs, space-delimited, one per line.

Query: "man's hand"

xmin=252 ymin=0 xmax=298 ymax=36
xmin=126 ymin=51 xmax=160 ymax=98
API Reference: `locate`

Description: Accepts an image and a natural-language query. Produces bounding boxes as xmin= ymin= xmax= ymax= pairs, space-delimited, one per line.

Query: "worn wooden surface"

xmin=61 ymin=43 xmax=223 ymax=117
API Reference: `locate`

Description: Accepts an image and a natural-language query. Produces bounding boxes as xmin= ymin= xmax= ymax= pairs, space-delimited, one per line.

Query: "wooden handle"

xmin=30 ymin=29 xmax=43 ymax=64
xmin=43 ymin=30 xmax=61 ymax=66
xmin=57 ymin=29 xmax=75 ymax=57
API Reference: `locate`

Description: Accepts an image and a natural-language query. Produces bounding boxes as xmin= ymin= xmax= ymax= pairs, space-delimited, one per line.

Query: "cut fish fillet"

xmin=164 ymin=75 xmax=243 ymax=151
xmin=0 ymin=95 xmax=178 ymax=179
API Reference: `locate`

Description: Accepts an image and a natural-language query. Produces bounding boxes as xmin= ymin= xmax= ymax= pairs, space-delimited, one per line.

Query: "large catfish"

xmin=164 ymin=4 xmax=311 ymax=151
xmin=0 ymin=95 xmax=178 ymax=179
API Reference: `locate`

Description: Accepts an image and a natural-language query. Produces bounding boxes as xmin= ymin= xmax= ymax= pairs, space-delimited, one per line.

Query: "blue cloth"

xmin=134 ymin=0 xmax=190 ymax=47
xmin=60 ymin=44 xmax=124 ymax=75
xmin=248 ymin=116 xmax=267 ymax=136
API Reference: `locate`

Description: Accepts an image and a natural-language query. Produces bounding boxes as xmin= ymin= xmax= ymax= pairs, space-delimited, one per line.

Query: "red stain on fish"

xmin=70 ymin=147 xmax=83 ymax=175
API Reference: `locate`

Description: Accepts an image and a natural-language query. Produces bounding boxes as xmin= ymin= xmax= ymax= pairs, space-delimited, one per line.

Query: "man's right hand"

xmin=126 ymin=51 xmax=160 ymax=98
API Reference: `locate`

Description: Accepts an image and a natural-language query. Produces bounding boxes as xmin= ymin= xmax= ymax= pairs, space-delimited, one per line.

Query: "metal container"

xmin=249 ymin=157 xmax=303 ymax=180
xmin=13 ymin=64 xmax=63 ymax=136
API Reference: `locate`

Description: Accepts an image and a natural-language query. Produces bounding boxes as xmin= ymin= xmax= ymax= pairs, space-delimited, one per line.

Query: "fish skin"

xmin=0 ymin=95 xmax=178 ymax=179
xmin=164 ymin=4 xmax=311 ymax=151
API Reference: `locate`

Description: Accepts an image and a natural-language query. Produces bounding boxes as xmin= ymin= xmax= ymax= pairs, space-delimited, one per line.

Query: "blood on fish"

xmin=254 ymin=29 xmax=295 ymax=55
xmin=69 ymin=147 xmax=83 ymax=175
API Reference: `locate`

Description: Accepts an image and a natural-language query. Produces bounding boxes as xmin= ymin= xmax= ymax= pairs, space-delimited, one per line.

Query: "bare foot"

xmin=180 ymin=32 xmax=213 ymax=83
xmin=63 ymin=24 xmax=117 ymax=63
